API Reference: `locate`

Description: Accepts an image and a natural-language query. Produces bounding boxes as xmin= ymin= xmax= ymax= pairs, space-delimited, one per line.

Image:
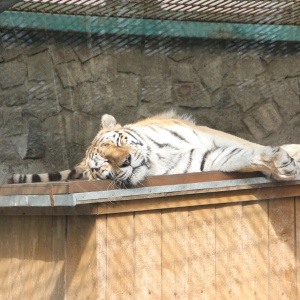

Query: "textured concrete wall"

xmin=0 ymin=30 xmax=300 ymax=183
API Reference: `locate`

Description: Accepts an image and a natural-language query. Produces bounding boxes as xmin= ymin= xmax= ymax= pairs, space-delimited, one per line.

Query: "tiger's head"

xmin=84 ymin=114 xmax=149 ymax=186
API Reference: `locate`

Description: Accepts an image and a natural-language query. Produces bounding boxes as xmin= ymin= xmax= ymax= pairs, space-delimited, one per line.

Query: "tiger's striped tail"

xmin=7 ymin=168 xmax=84 ymax=184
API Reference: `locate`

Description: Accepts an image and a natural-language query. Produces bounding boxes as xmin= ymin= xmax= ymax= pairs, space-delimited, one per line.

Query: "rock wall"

xmin=0 ymin=29 xmax=300 ymax=183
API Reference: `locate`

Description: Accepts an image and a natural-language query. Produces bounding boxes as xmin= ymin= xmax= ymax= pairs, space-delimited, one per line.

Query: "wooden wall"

xmin=0 ymin=195 xmax=299 ymax=299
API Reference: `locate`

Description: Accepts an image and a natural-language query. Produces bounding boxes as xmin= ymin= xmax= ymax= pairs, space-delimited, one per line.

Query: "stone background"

xmin=0 ymin=29 xmax=300 ymax=183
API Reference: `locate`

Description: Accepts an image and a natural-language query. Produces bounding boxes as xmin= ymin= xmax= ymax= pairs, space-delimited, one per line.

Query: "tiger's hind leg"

xmin=202 ymin=145 xmax=299 ymax=181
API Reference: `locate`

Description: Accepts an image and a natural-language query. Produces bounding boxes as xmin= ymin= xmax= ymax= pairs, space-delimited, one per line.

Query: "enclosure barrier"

xmin=0 ymin=172 xmax=300 ymax=299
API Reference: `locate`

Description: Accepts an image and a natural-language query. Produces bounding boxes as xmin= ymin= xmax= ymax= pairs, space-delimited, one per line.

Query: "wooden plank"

xmin=30 ymin=216 xmax=66 ymax=299
xmin=69 ymin=171 xmax=263 ymax=193
xmin=0 ymin=205 xmax=97 ymax=216
xmin=188 ymin=206 xmax=216 ymax=299
xmin=65 ymin=216 xmax=98 ymax=299
xmin=48 ymin=216 xmax=67 ymax=299
xmin=134 ymin=210 xmax=162 ymax=299
xmin=215 ymin=203 xmax=243 ymax=298
xmin=173 ymin=208 xmax=189 ymax=299
xmin=161 ymin=206 xmax=216 ymax=299
xmin=0 ymin=182 xmax=69 ymax=196
xmin=96 ymin=215 xmax=107 ymax=300
xmin=106 ymin=213 xmax=134 ymax=299
xmin=241 ymin=201 xmax=269 ymax=299
xmin=0 ymin=216 xmax=66 ymax=299
xmin=6 ymin=216 xmax=35 ymax=299
xmin=296 ymin=197 xmax=300 ymax=298
xmin=1 ymin=172 xmax=260 ymax=196
xmin=161 ymin=209 xmax=176 ymax=299
xmin=268 ymin=197 xmax=296 ymax=300
xmin=0 ymin=171 xmax=263 ymax=197
xmin=0 ymin=216 xmax=14 ymax=299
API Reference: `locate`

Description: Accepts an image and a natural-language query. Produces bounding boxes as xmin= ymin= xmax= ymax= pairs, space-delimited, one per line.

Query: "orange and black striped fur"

xmin=8 ymin=111 xmax=300 ymax=186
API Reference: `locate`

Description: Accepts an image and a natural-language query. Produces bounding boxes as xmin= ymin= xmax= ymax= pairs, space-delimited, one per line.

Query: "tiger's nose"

xmin=120 ymin=154 xmax=131 ymax=168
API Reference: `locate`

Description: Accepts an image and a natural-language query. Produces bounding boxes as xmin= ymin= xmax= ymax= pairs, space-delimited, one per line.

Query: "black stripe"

xmin=67 ymin=169 xmax=77 ymax=180
xmin=192 ymin=130 xmax=198 ymax=136
xmin=184 ymin=149 xmax=194 ymax=173
xmin=22 ymin=175 xmax=27 ymax=183
xmin=146 ymin=135 xmax=167 ymax=148
xmin=146 ymin=135 xmax=180 ymax=150
xmin=221 ymin=148 xmax=243 ymax=166
xmin=148 ymin=125 xmax=159 ymax=133
xmin=200 ymin=149 xmax=213 ymax=171
xmin=32 ymin=174 xmax=42 ymax=182
xmin=126 ymin=129 xmax=165 ymax=148
xmin=166 ymin=128 xmax=190 ymax=144
xmin=48 ymin=172 xmax=62 ymax=181
xmin=124 ymin=129 xmax=145 ymax=145
xmin=209 ymin=148 xmax=225 ymax=169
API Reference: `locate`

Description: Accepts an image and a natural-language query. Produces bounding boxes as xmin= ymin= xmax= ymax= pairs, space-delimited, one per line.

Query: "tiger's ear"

xmin=101 ymin=114 xmax=117 ymax=130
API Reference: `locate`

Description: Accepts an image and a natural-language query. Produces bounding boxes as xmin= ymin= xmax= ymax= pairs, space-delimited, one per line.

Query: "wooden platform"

xmin=0 ymin=172 xmax=300 ymax=298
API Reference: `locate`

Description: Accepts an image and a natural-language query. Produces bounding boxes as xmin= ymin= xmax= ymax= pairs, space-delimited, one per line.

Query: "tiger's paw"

xmin=281 ymin=144 xmax=300 ymax=163
xmin=262 ymin=147 xmax=298 ymax=181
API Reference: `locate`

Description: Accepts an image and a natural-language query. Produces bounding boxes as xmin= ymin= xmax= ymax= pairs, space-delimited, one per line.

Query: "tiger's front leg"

xmin=202 ymin=146 xmax=299 ymax=181
xmin=281 ymin=144 xmax=300 ymax=163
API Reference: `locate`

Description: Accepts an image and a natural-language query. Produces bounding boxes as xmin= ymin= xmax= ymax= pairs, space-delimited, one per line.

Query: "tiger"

xmin=7 ymin=111 xmax=300 ymax=186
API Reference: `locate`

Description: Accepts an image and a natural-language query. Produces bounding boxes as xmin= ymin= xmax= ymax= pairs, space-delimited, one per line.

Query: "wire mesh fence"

xmin=0 ymin=0 xmax=300 ymax=299
xmin=9 ymin=0 xmax=300 ymax=25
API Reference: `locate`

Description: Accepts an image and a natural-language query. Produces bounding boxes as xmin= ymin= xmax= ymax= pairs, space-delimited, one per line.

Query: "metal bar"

xmin=0 ymin=11 xmax=300 ymax=42
xmin=54 ymin=194 xmax=76 ymax=206
xmin=0 ymin=194 xmax=51 ymax=206
xmin=72 ymin=177 xmax=273 ymax=204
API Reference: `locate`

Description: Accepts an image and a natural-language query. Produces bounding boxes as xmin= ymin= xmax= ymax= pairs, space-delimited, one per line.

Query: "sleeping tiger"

xmin=7 ymin=111 xmax=300 ymax=186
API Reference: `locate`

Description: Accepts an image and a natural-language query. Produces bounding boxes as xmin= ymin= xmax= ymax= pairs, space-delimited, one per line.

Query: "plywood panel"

xmin=161 ymin=206 xmax=216 ymax=299
xmin=107 ymin=213 xmax=134 ymax=299
xmin=216 ymin=203 xmax=243 ymax=298
xmin=0 ymin=216 xmax=16 ymax=299
xmin=173 ymin=208 xmax=189 ymax=299
xmin=96 ymin=215 xmax=107 ymax=300
xmin=1 ymin=183 xmax=300 ymax=299
xmin=32 ymin=216 xmax=66 ymax=300
xmin=161 ymin=209 xmax=176 ymax=299
xmin=65 ymin=216 xmax=98 ymax=299
xmin=241 ymin=201 xmax=269 ymax=299
xmin=296 ymin=197 xmax=300 ymax=298
xmin=134 ymin=210 xmax=162 ymax=299
xmin=268 ymin=198 xmax=296 ymax=300
xmin=188 ymin=206 xmax=216 ymax=299
xmin=48 ymin=216 xmax=66 ymax=299
xmin=10 ymin=217 xmax=38 ymax=299
xmin=0 ymin=216 xmax=66 ymax=300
